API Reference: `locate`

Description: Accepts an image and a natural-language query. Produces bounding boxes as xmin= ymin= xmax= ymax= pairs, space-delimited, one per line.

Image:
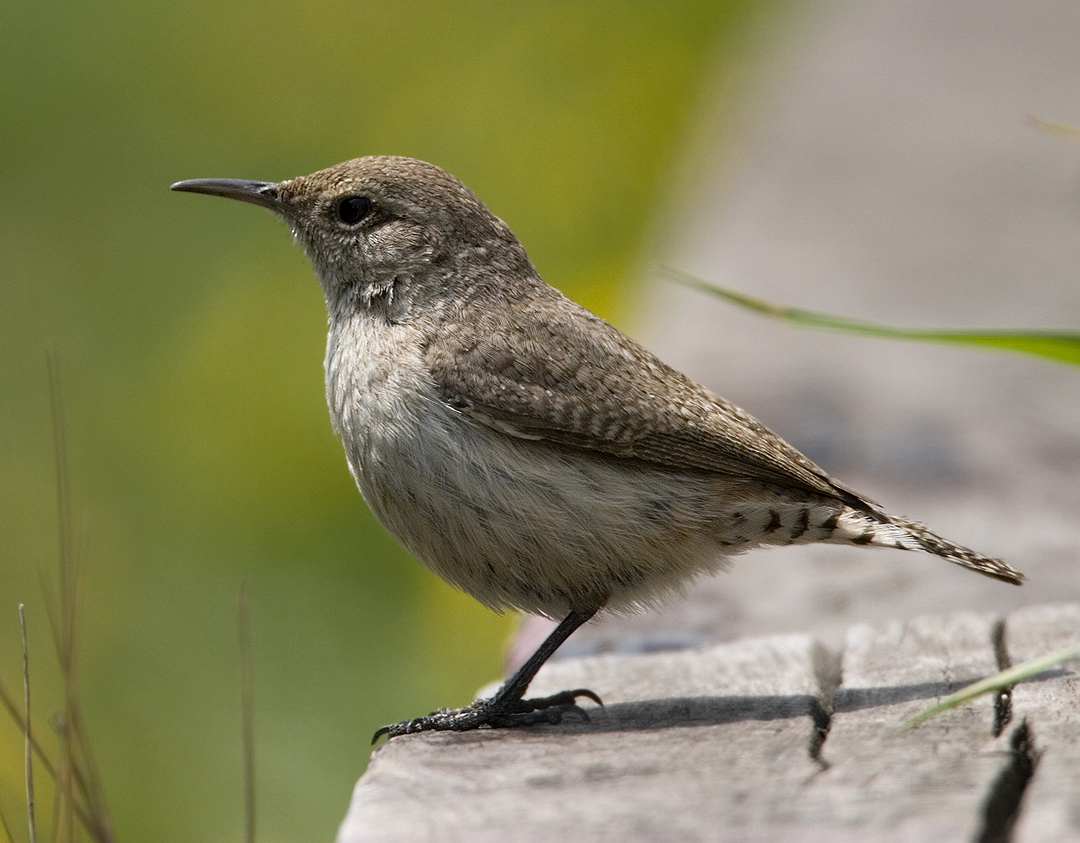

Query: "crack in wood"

xmin=806 ymin=697 xmax=831 ymax=768
xmin=807 ymin=641 xmax=841 ymax=768
xmin=974 ymin=719 xmax=1042 ymax=843
xmin=990 ymin=618 xmax=1013 ymax=739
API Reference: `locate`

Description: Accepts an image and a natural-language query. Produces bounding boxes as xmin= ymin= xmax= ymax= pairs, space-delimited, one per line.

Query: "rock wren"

xmin=172 ymin=156 xmax=1023 ymax=740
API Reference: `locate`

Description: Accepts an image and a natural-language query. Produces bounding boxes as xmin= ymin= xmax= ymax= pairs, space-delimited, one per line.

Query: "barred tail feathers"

xmin=831 ymin=508 xmax=1025 ymax=585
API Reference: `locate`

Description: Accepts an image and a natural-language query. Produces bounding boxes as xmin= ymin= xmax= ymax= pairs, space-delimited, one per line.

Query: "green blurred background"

xmin=0 ymin=2 xmax=789 ymax=841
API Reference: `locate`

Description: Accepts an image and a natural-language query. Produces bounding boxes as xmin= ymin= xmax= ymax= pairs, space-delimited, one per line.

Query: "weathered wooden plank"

xmin=337 ymin=635 xmax=832 ymax=843
xmin=337 ymin=608 xmax=1078 ymax=843
xmin=1006 ymin=604 xmax=1080 ymax=843
xmin=525 ymin=630 xmax=835 ymax=702
xmin=785 ymin=612 xmax=1005 ymax=842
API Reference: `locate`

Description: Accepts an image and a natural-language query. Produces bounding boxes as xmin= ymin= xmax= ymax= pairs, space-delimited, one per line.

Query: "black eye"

xmin=336 ymin=195 xmax=372 ymax=225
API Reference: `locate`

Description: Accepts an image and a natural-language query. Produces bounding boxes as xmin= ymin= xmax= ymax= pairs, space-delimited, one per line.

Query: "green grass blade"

xmin=1028 ymin=115 xmax=1080 ymax=141
xmin=900 ymin=642 xmax=1080 ymax=730
xmin=658 ymin=266 xmax=1080 ymax=367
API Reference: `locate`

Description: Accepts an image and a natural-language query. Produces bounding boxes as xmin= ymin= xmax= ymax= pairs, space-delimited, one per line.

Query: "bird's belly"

xmin=342 ymin=400 xmax=733 ymax=618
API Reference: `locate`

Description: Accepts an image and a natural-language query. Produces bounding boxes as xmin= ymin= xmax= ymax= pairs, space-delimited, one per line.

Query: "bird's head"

xmin=172 ymin=156 xmax=532 ymax=320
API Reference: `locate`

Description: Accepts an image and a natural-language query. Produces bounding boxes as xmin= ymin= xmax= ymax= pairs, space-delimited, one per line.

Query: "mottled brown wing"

xmin=422 ymin=289 xmax=868 ymax=508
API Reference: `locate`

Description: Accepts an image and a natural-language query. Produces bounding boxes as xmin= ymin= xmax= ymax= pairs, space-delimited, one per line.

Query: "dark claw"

xmin=371 ymin=687 xmax=602 ymax=743
xmin=505 ymin=687 xmax=603 ymax=714
xmin=569 ymin=688 xmax=604 ymax=707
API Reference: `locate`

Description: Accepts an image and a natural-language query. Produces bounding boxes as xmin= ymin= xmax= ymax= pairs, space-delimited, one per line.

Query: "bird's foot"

xmin=372 ymin=687 xmax=602 ymax=743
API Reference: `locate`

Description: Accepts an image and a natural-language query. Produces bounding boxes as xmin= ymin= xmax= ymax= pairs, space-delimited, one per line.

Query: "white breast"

xmin=323 ymin=310 xmax=738 ymax=618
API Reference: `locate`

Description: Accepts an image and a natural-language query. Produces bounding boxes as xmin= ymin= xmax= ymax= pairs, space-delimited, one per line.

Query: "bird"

xmin=171 ymin=156 xmax=1023 ymax=741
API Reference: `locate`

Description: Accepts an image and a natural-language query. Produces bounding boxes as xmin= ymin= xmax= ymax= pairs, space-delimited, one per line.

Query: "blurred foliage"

xmin=0 ymin=1 xmax=790 ymax=841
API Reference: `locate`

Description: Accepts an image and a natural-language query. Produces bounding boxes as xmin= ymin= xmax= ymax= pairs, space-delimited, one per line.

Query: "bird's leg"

xmin=373 ymin=609 xmax=600 ymax=742
xmin=486 ymin=608 xmax=600 ymax=712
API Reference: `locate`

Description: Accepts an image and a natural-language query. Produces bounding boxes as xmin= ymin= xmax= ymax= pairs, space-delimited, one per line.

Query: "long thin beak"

xmin=170 ymin=178 xmax=280 ymax=211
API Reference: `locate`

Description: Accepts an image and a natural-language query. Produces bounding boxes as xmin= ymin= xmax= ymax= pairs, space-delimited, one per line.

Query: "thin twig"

xmin=0 ymin=675 xmax=101 ymax=838
xmin=21 ymin=604 xmax=37 ymax=843
xmin=44 ymin=352 xmax=115 ymax=843
xmin=0 ymin=679 xmax=58 ymax=781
